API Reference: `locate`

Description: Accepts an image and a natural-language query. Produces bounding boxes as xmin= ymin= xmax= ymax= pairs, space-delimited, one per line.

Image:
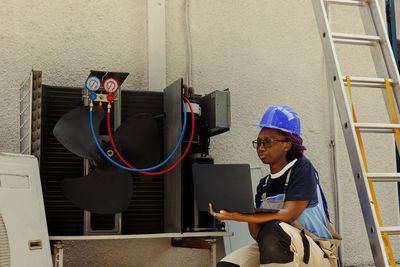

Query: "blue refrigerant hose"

xmin=89 ymin=100 xmax=187 ymax=172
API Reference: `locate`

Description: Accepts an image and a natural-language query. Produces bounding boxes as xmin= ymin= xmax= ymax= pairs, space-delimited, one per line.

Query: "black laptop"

xmin=192 ymin=164 xmax=279 ymax=214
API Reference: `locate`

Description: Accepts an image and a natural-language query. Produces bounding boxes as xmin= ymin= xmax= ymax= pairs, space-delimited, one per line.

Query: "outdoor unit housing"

xmin=38 ymin=84 xmax=165 ymax=235
xmin=0 ymin=153 xmax=53 ymax=267
xmin=197 ymin=89 xmax=231 ymax=136
xmin=19 ymin=71 xmax=231 ymax=236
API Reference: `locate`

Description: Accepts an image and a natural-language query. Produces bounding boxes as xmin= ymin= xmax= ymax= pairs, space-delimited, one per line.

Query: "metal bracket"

xmin=53 ymin=241 xmax=64 ymax=267
xmin=172 ymin=238 xmax=217 ymax=267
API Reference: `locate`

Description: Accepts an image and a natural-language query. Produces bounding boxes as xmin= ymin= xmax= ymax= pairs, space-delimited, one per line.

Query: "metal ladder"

xmin=312 ymin=0 xmax=400 ymax=266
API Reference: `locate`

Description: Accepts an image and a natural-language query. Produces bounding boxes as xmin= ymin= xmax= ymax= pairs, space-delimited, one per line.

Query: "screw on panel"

xmin=107 ymin=150 xmax=114 ymax=157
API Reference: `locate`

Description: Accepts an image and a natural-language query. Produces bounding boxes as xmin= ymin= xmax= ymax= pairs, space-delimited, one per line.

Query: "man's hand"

xmin=208 ymin=200 xmax=309 ymax=224
xmin=209 ymin=203 xmax=244 ymax=222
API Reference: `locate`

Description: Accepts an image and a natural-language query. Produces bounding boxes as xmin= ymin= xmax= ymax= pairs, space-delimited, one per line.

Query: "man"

xmin=209 ymin=105 xmax=341 ymax=267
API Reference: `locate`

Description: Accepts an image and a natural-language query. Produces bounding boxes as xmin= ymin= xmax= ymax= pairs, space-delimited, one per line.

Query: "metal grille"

xmin=19 ymin=70 xmax=42 ymax=157
xmin=0 ymin=213 xmax=10 ymax=267
xmin=41 ymin=85 xmax=84 ymax=235
xmin=19 ymin=72 xmax=32 ymax=155
xmin=40 ymin=86 xmax=164 ymax=235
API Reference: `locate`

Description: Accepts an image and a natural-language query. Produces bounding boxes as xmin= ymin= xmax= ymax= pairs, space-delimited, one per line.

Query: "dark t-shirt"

xmin=255 ymin=157 xmax=318 ymax=208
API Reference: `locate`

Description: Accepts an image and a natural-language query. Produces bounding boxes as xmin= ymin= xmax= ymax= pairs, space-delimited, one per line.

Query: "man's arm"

xmin=209 ymin=201 xmax=309 ymax=225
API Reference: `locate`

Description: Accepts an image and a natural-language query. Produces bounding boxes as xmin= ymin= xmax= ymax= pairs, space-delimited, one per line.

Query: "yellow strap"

xmin=346 ymin=76 xmax=396 ymax=266
xmin=346 ymin=76 xmax=367 ymax=169
xmin=385 ymin=79 xmax=400 ymax=149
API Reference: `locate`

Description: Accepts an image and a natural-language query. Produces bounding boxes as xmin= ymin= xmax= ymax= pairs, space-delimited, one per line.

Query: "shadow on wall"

xmin=62 ymin=238 xmax=210 ymax=267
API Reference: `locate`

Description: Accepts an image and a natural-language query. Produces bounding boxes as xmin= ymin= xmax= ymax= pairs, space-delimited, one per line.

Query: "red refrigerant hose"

xmin=107 ymin=96 xmax=195 ymax=176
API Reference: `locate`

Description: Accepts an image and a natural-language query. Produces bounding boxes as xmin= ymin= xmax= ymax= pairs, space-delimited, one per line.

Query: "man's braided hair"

xmin=279 ymin=130 xmax=306 ymax=162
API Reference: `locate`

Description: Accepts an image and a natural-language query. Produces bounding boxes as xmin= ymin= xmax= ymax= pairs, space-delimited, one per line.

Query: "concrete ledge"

xmin=49 ymin=231 xmax=233 ymax=241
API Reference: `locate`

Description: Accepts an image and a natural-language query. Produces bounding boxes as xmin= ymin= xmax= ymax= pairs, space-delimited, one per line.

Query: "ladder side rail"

xmin=312 ymin=0 xmax=389 ymax=265
xmin=367 ymin=4 xmax=400 ymax=230
xmin=358 ymin=1 xmax=400 ymax=144
xmin=368 ymin=0 xmax=400 ymax=136
xmin=369 ymin=0 xmax=400 ymax=84
xmin=356 ymin=2 xmax=400 ymax=265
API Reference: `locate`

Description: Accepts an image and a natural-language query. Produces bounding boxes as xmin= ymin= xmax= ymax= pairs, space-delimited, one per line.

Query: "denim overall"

xmin=259 ymin=168 xmax=292 ymax=210
xmin=258 ymin=167 xmax=341 ymax=266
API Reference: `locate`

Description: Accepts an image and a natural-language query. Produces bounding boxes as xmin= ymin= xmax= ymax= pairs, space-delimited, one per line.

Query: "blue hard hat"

xmin=253 ymin=105 xmax=301 ymax=136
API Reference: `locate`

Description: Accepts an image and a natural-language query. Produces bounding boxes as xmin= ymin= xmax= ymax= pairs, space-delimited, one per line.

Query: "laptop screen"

xmin=192 ymin=164 xmax=256 ymax=214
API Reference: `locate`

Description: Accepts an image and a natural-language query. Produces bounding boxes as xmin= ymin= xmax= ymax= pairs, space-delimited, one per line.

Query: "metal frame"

xmin=312 ymin=0 xmax=400 ymax=265
xmin=163 ymin=79 xmax=183 ymax=233
xmin=83 ymin=83 xmax=123 ymax=235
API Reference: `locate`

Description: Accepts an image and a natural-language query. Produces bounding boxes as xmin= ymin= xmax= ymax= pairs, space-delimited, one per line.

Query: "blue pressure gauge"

xmin=85 ymin=76 xmax=101 ymax=92
xmin=89 ymin=93 xmax=97 ymax=101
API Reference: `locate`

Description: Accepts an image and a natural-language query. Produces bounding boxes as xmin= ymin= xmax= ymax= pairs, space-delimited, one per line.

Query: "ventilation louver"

xmin=40 ymin=85 xmax=164 ymax=235
xmin=0 ymin=213 xmax=11 ymax=267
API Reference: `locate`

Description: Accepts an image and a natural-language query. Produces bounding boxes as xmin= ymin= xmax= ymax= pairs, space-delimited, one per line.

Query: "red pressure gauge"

xmin=103 ymin=78 xmax=119 ymax=94
xmin=107 ymin=94 xmax=115 ymax=102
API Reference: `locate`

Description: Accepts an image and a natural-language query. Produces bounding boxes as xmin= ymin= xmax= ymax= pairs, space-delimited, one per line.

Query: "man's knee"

xmin=257 ymin=221 xmax=294 ymax=264
xmin=217 ymin=243 xmax=260 ymax=267
xmin=216 ymin=262 xmax=239 ymax=267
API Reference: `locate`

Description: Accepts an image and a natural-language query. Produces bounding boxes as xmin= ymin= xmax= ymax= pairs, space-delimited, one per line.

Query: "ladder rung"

xmin=332 ymin=33 xmax=382 ymax=44
xmin=368 ymin=173 xmax=400 ymax=182
xmin=343 ymin=81 xmax=387 ymax=88
xmin=325 ymin=0 xmax=368 ymax=6
xmin=354 ymin=122 xmax=400 ymax=129
xmin=333 ymin=38 xmax=377 ymax=46
xmin=379 ymin=226 xmax=400 ymax=235
xmin=354 ymin=123 xmax=400 ymax=133
xmin=342 ymin=76 xmax=395 ymax=84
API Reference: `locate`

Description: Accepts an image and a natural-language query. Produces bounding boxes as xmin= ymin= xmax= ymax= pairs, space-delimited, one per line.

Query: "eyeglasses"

xmin=252 ymin=138 xmax=289 ymax=149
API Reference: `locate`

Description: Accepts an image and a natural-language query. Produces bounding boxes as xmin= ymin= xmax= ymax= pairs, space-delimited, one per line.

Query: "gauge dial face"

xmin=103 ymin=78 xmax=119 ymax=94
xmin=85 ymin=76 xmax=101 ymax=92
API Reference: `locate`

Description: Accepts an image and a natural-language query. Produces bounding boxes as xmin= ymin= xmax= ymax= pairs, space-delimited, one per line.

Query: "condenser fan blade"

xmin=114 ymin=113 xmax=161 ymax=168
xmin=53 ymin=106 xmax=105 ymax=160
xmin=61 ymin=166 xmax=133 ymax=214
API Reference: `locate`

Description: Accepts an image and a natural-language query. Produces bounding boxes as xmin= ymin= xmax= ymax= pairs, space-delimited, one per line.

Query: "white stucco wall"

xmin=0 ymin=0 xmax=399 ymax=266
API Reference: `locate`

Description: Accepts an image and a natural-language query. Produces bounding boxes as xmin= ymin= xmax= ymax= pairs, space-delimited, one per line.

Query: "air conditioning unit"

xmin=43 ymin=83 xmax=165 ymax=235
xmin=18 ymin=70 xmax=231 ymax=236
xmin=0 ymin=153 xmax=52 ymax=266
